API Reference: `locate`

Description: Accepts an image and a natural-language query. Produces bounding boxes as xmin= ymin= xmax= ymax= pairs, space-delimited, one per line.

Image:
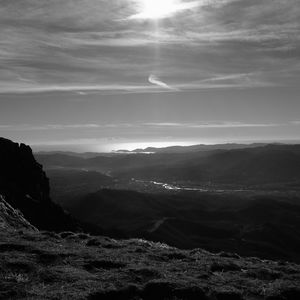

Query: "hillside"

xmin=36 ymin=144 xmax=300 ymax=187
xmin=46 ymin=169 xmax=114 ymax=205
xmin=1 ymin=228 xmax=300 ymax=300
xmin=113 ymin=146 xmax=300 ymax=186
xmin=65 ymin=189 xmax=300 ymax=263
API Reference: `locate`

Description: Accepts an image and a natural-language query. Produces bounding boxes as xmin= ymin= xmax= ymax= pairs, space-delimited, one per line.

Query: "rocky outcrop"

xmin=0 ymin=137 xmax=50 ymax=203
xmin=0 ymin=138 xmax=80 ymax=231
xmin=0 ymin=195 xmax=37 ymax=231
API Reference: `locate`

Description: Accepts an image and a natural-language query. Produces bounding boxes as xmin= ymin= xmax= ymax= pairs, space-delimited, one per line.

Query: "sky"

xmin=0 ymin=0 xmax=300 ymax=152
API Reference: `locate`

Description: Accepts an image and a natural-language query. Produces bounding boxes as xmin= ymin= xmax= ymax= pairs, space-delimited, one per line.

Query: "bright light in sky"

xmin=1 ymin=0 xmax=300 ymax=152
xmin=130 ymin=0 xmax=198 ymax=20
xmin=109 ymin=140 xmax=197 ymax=151
xmin=139 ymin=0 xmax=177 ymax=19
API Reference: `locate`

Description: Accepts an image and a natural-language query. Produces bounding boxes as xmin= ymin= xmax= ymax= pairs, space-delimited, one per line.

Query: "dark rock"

xmin=0 ymin=138 xmax=81 ymax=232
xmin=0 ymin=195 xmax=37 ymax=231
xmin=246 ymin=268 xmax=282 ymax=280
xmin=86 ymin=238 xmax=101 ymax=247
xmin=142 ymin=281 xmax=208 ymax=300
xmin=88 ymin=285 xmax=140 ymax=300
xmin=218 ymin=251 xmax=241 ymax=259
xmin=214 ymin=288 xmax=243 ymax=300
xmin=84 ymin=260 xmax=126 ymax=271
xmin=210 ymin=261 xmax=241 ymax=272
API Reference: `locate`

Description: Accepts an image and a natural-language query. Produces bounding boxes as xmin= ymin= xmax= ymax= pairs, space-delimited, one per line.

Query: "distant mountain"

xmin=36 ymin=144 xmax=300 ymax=187
xmin=36 ymin=150 xmax=117 ymax=159
xmin=114 ymin=145 xmax=300 ymax=186
xmin=129 ymin=143 xmax=271 ymax=153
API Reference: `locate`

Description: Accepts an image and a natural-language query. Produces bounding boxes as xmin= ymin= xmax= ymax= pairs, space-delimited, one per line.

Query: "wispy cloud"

xmin=148 ymin=74 xmax=177 ymax=90
xmin=0 ymin=123 xmax=142 ymax=131
xmin=143 ymin=121 xmax=288 ymax=128
xmin=0 ymin=124 xmax=101 ymax=131
xmin=0 ymin=84 xmax=159 ymax=95
xmin=0 ymin=0 xmax=299 ymax=95
xmin=2 ymin=121 xmax=295 ymax=132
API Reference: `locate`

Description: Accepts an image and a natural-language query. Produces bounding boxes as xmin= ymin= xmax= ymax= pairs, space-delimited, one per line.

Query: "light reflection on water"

xmin=133 ymin=179 xmax=252 ymax=193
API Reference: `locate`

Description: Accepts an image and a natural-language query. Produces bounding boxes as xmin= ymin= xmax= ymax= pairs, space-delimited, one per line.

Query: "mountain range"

xmin=117 ymin=143 xmax=271 ymax=154
xmin=36 ymin=144 xmax=300 ymax=188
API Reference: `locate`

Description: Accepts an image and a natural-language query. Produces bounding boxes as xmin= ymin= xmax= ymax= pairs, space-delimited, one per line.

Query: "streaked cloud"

xmin=148 ymin=74 xmax=176 ymax=90
xmin=2 ymin=121 xmax=299 ymax=132
xmin=0 ymin=0 xmax=299 ymax=151
xmin=0 ymin=0 xmax=299 ymax=94
xmin=142 ymin=121 xmax=288 ymax=129
xmin=0 ymin=83 xmax=159 ymax=95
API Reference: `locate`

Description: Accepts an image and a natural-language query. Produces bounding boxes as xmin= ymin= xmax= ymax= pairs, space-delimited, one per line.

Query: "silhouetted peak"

xmin=0 ymin=137 xmax=50 ymax=203
xmin=0 ymin=138 xmax=84 ymax=232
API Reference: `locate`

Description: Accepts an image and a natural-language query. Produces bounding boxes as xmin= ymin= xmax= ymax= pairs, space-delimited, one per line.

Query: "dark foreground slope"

xmin=67 ymin=189 xmax=300 ymax=263
xmin=1 ymin=228 xmax=300 ymax=300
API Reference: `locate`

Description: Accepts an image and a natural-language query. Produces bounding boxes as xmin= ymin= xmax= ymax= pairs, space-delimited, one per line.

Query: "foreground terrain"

xmin=49 ymin=187 xmax=300 ymax=263
xmin=1 ymin=138 xmax=300 ymax=299
xmin=1 ymin=228 xmax=300 ymax=300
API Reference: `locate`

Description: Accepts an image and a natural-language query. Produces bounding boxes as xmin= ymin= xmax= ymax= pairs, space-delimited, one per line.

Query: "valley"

xmin=35 ymin=144 xmax=300 ymax=263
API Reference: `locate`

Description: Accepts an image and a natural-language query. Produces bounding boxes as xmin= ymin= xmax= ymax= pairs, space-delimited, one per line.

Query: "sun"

xmin=139 ymin=0 xmax=178 ymax=19
xmin=130 ymin=0 xmax=195 ymax=20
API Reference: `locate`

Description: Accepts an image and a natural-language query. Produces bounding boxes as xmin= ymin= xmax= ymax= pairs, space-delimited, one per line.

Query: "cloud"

xmin=0 ymin=0 xmax=299 ymax=95
xmin=142 ymin=121 xmax=286 ymax=128
xmin=0 ymin=124 xmax=102 ymax=131
xmin=0 ymin=123 xmax=143 ymax=131
xmin=0 ymin=83 xmax=159 ymax=94
xmin=148 ymin=74 xmax=178 ymax=90
xmin=1 ymin=121 xmax=292 ymax=132
xmin=291 ymin=121 xmax=300 ymax=125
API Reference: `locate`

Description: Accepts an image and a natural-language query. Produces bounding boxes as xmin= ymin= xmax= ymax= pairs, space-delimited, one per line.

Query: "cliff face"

xmin=0 ymin=138 xmax=50 ymax=204
xmin=0 ymin=138 xmax=78 ymax=231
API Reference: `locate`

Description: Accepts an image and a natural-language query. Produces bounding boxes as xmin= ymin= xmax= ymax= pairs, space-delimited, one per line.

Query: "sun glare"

xmin=130 ymin=0 xmax=196 ymax=20
xmin=140 ymin=0 xmax=177 ymax=19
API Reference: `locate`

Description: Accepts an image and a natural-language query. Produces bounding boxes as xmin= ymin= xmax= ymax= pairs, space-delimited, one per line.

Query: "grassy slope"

xmin=67 ymin=190 xmax=300 ymax=263
xmin=1 ymin=229 xmax=300 ymax=300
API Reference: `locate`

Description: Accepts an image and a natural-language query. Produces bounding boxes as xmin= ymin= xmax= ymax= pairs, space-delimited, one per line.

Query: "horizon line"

xmin=31 ymin=139 xmax=300 ymax=154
